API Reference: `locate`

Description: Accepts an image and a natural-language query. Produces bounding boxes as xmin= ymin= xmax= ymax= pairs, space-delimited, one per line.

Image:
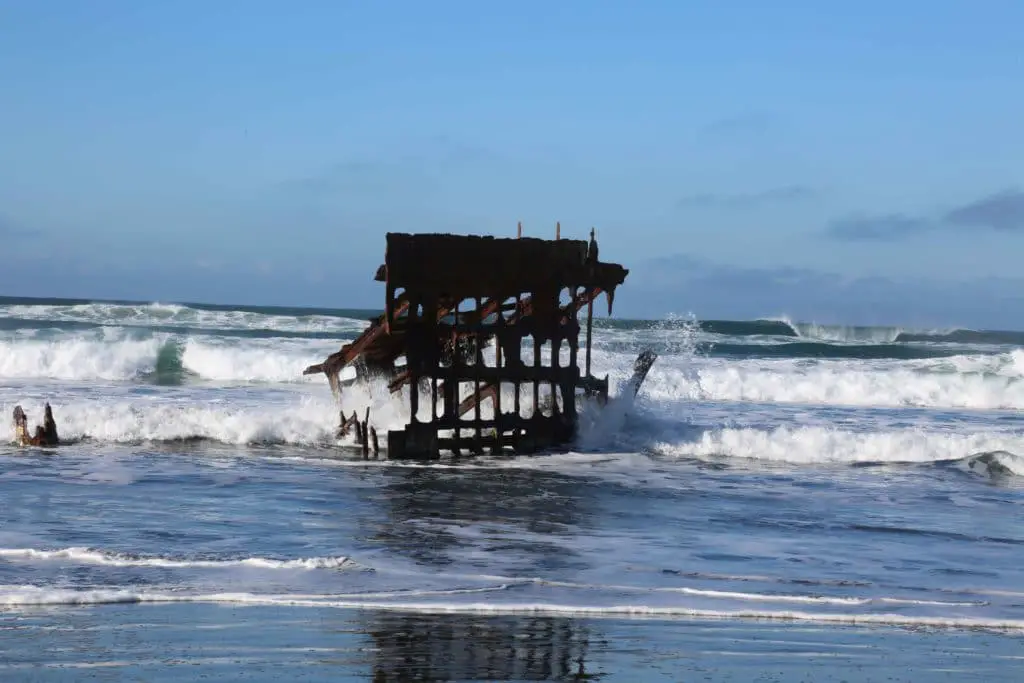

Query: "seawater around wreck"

xmin=1 ymin=297 xmax=1024 ymax=680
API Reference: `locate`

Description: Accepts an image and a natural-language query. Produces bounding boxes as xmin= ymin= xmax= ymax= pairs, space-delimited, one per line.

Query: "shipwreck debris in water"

xmin=304 ymin=224 xmax=654 ymax=460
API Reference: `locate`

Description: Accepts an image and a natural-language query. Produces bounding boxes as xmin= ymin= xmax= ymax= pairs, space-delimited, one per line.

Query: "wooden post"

xmin=370 ymin=426 xmax=379 ymax=457
xmin=361 ymin=407 xmax=370 ymax=457
xmin=555 ymin=221 xmax=560 ymax=240
xmin=517 ymin=221 xmax=522 ymax=239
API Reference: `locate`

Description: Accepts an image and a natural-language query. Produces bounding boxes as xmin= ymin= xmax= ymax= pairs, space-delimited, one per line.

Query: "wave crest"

xmin=640 ymin=350 xmax=1024 ymax=411
xmin=0 ymin=300 xmax=370 ymax=337
xmin=0 ymin=333 xmax=341 ymax=384
xmin=652 ymin=424 xmax=1024 ymax=468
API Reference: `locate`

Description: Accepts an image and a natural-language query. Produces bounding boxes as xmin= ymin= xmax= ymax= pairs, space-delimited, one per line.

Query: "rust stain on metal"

xmin=304 ymin=226 xmax=635 ymax=460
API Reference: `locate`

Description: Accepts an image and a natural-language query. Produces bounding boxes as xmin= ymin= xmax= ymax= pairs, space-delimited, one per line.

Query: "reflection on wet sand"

xmin=361 ymin=466 xmax=596 ymax=571
xmin=350 ymin=466 xmax=608 ymax=679
xmin=363 ymin=611 xmax=604 ymax=682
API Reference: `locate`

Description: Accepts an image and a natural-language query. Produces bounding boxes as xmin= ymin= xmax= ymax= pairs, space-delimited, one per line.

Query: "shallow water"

xmin=5 ymin=605 xmax=1022 ymax=681
xmin=1 ymin=297 xmax=1023 ymax=679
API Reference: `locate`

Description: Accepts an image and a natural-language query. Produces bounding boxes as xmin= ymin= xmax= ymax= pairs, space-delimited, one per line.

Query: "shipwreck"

xmin=303 ymin=224 xmax=656 ymax=460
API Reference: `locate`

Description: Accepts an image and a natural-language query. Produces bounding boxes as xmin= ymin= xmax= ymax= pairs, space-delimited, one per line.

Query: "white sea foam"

xmin=653 ymin=424 xmax=1024 ymax=466
xmin=0 ymin=335 xmax=168 ymax=381
xmin=0 ymin=585 xmax=1019 ymax=632
xmin=779 ymin=317 xmax=905 ymax=343
xmin=4 ymin=312 xmax=1024 ymax=415
xmin=642 ymin=350 xmax=1024 ymax=411
xmin=0 ymin=332 xmax=340 ymax=383
xmin=530 ymin=580 xmax=982 ymax=607
xmin=0 ymin=547 xmax=360 ymax=570
xmin=0 ymin=397 xmax=344 ymax=446
xmin=178 ymin=337 xmax=339 ymax=383
xmin=0 ymin=302 xmax=369 ymax=336
xmin=4 ymin=382 xmax=1023 ymax=466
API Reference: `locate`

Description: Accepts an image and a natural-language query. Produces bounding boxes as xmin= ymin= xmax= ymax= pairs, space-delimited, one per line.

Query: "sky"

xmin=2 ymin=0 xmax=1023 ymax=328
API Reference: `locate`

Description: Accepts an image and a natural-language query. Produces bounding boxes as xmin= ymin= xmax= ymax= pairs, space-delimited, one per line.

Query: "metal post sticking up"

xmin=585 ymin=228 xmax=597 ymax=379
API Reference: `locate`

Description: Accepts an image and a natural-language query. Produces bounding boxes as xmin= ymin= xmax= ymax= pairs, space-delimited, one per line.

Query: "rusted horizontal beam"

xmin=431 ymin=365 xmax=578 ymax=384
xmin=308 ymin=294 xmax=510 ymax=383
xmin=456 ymin=382 xmax=498 ymax=417
xmin=431 ymin=413 xmax=566 ymax=431
xmin=435 ymin=427 xmax=572 ymax=455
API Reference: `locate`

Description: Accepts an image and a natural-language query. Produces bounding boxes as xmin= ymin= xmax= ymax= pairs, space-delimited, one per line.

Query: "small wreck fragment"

xmin=12 ymin=403 xmax=60 ymax=447
xmin=304 ymin=226 xmax=655 ymax=459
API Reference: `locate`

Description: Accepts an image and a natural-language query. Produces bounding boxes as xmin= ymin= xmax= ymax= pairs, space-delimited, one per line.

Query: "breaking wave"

xmin=0 ymin=332 xmax=343 ymax=384
xmin=697 ymin=341 xmax=961 ymax=361
xmin=5 ymin=297 xmax=1023 ymax=348
xmin=0 ymin=397 xmax=348 ymax=447
xmin=0 ymin=297 xmax=373 ymax=337
xmin=602 ymin=315 xmax=1024 ymax=346
xmin=642 ymin=349 xmax=1024 ymax=411
xmin=3 ymin=391 xmax=1024 ymax=474
xmin=652 ymin=424 xmax=1024 ymax=471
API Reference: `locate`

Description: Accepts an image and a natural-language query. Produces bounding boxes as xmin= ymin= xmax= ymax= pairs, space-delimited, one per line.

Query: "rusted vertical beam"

xmin=532 ymin=327 xmax=541 ymax=419
xmin=585 ymin=230 xmax=597 ymax=380
xmin=430 ymin=296 xmax=438 ymax=423
xmin=513 ymin=292 xmax=521 ymax=449
xmin=567 ymin=287 xmax=580 ymax=423
xmin=494 ymin=311 xmax=503 ymax=453
xmin=408 ymin=297 xmax=420 ymax=423
xmin=473 ymin=295 xmax=483 ymax=454
xmin=451 ymin=298 xmax=461 ymax=457
xmin=431 ymin=374 xmax=438 ymax=422
xmin=585 ymin=297 xmax=594 ymax=379
xmin=551 ymin=323 xmax=560 ymax=415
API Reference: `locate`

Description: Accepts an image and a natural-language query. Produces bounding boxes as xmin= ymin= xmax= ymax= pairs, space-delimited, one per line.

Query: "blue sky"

xmin=2 ymin=0 xmax=1023 ymax=327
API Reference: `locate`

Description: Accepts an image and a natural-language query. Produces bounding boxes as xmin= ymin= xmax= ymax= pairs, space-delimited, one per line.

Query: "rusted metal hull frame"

xmin=385 ymin=284 xmax=609 ymax=398
xmin=306 ymin=230 xmax=637 ymax=460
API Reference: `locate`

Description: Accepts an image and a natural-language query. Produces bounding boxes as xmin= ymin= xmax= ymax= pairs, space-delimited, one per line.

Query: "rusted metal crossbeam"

xmin=302 ymin=298 xmax=411 ymax=391
xmin=305 ymin=294 xmax=495 ymax=396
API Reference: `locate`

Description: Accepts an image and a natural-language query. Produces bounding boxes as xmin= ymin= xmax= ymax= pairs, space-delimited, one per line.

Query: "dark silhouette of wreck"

xmin=304 ymin=225 xmax=655 ymax=460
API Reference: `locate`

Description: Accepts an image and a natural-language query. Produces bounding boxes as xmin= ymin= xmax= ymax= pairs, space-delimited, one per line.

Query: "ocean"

xmin=1 ymin=294 xmax=1022 ymax=681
